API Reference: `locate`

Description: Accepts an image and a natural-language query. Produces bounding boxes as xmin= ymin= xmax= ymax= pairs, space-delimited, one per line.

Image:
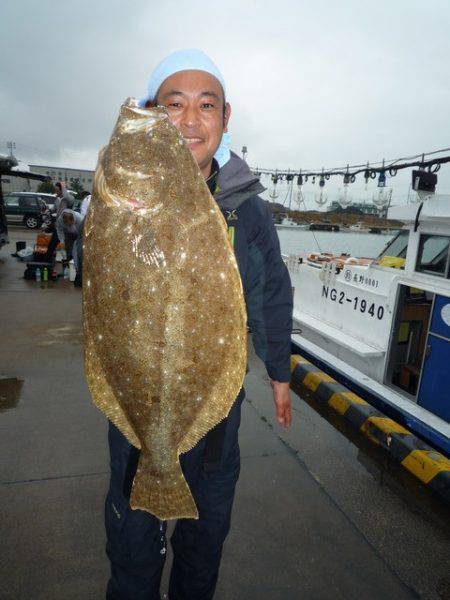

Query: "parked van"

xmin=3 ymin=192 xmax=53 ymax=228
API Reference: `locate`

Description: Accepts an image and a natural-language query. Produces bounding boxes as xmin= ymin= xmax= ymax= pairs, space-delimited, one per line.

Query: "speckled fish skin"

xmin=83 ymin=98 xmax=247 ymax=520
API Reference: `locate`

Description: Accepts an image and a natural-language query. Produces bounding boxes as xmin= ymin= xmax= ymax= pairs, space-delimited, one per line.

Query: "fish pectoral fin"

xmin=130 ymin=452 xmax=198 ymax=521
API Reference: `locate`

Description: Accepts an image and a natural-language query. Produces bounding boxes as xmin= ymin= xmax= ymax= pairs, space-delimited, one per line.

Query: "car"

xmin=3 ymin=192 xmax=52 ymax=229
xmin=39 ymin=193 xmax=58 ymax=211
xmin=0 ymin=197 xmax=8 ymax=248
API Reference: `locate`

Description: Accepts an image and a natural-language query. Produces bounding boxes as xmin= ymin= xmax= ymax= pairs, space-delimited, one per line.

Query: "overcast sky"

xmin=1 ymin=0 xmax=450 ymax=208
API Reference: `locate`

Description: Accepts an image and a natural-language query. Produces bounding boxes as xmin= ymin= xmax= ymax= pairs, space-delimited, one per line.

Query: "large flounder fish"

xmin=83 ymin=98 xmax=247 ymax=520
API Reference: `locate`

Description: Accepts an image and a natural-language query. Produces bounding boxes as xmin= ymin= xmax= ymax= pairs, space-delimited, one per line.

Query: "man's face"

xmin=156 ymin=70 xmax=231 ymax=178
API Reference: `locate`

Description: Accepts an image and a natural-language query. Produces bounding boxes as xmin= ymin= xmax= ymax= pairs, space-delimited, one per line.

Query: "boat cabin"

xmin=287 ymin=193 xmax=450 ymax=451
xmin=383 ymin=194 xmax=450 ymax=423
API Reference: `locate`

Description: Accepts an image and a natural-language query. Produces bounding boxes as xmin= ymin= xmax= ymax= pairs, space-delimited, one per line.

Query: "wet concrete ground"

xmin=1 ymin=227 xmax=449 ymax=600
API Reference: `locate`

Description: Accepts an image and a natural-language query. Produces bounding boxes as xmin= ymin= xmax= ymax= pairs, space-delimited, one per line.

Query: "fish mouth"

xmin=121 ymin=97 xmax=168 ymax=120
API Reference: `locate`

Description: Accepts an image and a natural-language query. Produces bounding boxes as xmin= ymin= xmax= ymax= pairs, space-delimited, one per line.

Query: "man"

xmin=43 ymin=182 xmax=74 ymax=264
xmin=54 ymin=181 xmax=74 ymax=216
xmin=79 ymin=190 xmax=92 ymax=218
xmin=105 ymin=49 xmax=293 ymax=600
xmin=58 ymin=208 xmax=84 ymax=287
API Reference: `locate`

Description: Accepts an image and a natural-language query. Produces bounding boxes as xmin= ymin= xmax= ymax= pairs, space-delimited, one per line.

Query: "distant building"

xmin=327 ymin=200 xmax=380 ymax=216
xmin=1 ymin=163 xmax=95 ymax=194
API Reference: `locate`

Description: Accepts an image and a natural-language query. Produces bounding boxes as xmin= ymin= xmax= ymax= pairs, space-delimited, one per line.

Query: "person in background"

xmin=43 ymin=182 xmax=74 ymax=263
xmin=58 ymin=209 xmax=84 ymax=287
xmin=79 ymin=191 xmax=92 ymax=218
xmin=54 ymin=181 xmax=74 ymax=215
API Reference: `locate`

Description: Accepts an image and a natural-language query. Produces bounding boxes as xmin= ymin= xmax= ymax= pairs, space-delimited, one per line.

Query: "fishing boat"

xmin=286 ymin=191 xmax=450 ymax=455
xmin=309 ymin=222 xmax=340 ymax=232
xmin=275 ymin=217 xmax=309 ymax=230
xmin=348 ymin=221 xmax=370 ymax=233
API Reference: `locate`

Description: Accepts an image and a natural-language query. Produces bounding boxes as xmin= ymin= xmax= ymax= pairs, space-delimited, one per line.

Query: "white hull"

xmin=291 ymin=332 xmax=448 ymax=443
xmin=286 ymin=194 xmax=450 ymax=452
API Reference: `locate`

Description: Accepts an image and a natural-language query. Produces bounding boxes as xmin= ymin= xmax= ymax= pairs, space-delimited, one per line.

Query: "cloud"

xmin=1 ymin=0 xmax=449 ymax=203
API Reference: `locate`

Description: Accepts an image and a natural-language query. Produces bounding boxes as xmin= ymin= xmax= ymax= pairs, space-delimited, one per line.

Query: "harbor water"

xmin=277 ymin=228 xmax=397 ymax=258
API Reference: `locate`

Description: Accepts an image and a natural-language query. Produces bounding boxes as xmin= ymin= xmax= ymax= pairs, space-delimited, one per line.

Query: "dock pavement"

xmin=1 ymin=227 xmax=449 ymax=600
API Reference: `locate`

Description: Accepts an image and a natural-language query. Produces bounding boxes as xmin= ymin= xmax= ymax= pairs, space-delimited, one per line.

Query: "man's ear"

xmin=223 ymin=102 xmax=231 ymax=132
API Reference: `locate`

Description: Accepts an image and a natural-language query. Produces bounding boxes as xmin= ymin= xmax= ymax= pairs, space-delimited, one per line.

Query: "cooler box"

xmin=36 ymin=233 xmax=52 ymax=247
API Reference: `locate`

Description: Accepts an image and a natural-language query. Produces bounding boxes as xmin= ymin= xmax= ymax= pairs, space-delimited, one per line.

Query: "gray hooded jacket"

xmin=211 ymin=152 xmax=293 ymax=382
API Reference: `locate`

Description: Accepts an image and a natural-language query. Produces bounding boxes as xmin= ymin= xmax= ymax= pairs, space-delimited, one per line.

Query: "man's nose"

xmin=181 ymin=105 xmax=200 ymax=128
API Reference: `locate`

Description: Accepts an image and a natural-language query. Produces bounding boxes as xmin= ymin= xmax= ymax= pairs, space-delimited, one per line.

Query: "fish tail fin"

xmin=130 ymin=452 xmax=198 ymax=520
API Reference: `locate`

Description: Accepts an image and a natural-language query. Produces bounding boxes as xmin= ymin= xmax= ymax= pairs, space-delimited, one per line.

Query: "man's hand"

xmin=270 ymin=380 xmax=292 ymax=428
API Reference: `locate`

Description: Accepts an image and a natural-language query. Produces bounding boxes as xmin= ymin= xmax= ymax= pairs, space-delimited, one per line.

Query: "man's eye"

xmin=201 ymin=103 xmax=214 ymax=109
xmin=168 ymin=102 xmax=182 ymax=108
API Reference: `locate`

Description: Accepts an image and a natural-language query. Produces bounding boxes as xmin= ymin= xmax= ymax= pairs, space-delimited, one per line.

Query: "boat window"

xmin=378 ymin=230 xmax=409 ymax=259
xmin=416 ymin=235 xmax=450 ymax=278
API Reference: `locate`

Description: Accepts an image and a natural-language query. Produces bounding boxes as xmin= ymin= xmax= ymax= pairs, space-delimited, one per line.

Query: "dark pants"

xmin=74 ymin=223 xmax=84 ymax=287
xmin=105 ymin=390 xmax=245 ymax=600
xmin=43 ymin=229 xmax=59 ymax=263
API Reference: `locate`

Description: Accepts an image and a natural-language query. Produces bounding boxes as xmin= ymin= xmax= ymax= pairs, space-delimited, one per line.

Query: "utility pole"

xmin=6 ymin=141 xmax=16 ymax=158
